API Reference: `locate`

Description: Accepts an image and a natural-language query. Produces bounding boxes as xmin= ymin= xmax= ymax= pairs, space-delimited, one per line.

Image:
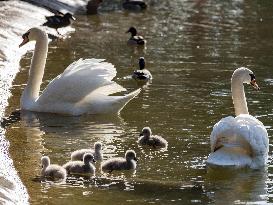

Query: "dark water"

xmin=4 ymin=0 xmax=273 ymax=204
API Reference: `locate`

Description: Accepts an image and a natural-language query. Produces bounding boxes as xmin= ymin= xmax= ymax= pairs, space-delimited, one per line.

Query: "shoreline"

xmin=0 ymin=0 xmax=87 ymax=203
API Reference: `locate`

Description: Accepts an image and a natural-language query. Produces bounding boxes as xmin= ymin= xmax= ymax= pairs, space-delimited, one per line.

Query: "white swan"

xmin=207 ymin=67 xmax=269 ymax=169
xmin=19 ymin=27 xmax=141 ymax=115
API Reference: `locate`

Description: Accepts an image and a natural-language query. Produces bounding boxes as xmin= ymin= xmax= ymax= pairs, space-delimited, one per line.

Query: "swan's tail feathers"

xmin=114 ymin=88 xmax=141 ymax=114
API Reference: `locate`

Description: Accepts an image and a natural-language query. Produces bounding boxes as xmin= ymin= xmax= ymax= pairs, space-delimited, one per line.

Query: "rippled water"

xmin=4 ymin=0 xmax=273 ymax=204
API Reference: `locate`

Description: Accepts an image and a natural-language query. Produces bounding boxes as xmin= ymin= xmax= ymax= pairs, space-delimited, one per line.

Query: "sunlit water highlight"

xmin=3 ymin=0 xmax=273 ymax=204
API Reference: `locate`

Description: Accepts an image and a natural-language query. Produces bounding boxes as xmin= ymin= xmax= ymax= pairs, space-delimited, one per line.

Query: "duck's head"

xmin=94 ymin=142 xmax=102 ymax=151
xmin=19 ymin=27 xmax=47 ymax=47
xmin=83 ymin=153 xmax=96 ymax=163
xmin=232 ymin=67 xmax=259 ymax=90
xmin=125 ymin=150 xmax=137 ymax=161
xmin=126 ymin=27 xmax=137 ymax=36
xmin=139 ymin=57 xmax=145 ymax=70
xmin=64 ymin=13 xmax=76 ymax=21
xmin=140 ymin=127 xmax=152 ymax=138
xmin=41 ymin=156 xmax=50 ymax=168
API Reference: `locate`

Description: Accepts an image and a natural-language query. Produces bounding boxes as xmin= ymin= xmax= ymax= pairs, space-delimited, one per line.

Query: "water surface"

xmin=5 ymin=0 xmax=273 ymax=204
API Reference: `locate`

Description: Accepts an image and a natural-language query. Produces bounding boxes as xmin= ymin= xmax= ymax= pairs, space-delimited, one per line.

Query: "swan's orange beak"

xmin=19 ymin=32 xmax=30 ymax=48
xmin=19 ymin=37 xmax=29 ymax=48
xmin=250 ymin=79 xmax=260 ymax=90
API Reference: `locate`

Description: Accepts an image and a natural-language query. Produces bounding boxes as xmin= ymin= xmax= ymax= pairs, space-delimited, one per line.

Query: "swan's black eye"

xmin=22 ymin=32 xmax=30 ymax=39
xmin=249 ymin=73 xmax=255 ymax=81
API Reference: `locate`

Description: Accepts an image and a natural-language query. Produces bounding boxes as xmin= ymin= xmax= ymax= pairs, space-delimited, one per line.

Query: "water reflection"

xmin=205 ymin=167 xmax=268 ymax=204
xmin=4 ymin=0 xmax=273 ymax=204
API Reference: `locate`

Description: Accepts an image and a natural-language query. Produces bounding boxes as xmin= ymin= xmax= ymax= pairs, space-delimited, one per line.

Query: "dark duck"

xmin=42 ymin=12 xmax=75 ymax=35
xmin=126 ymin=27 xmax=146 ymax=45
xmin=132 ymin=57 xmax=152 ymax=80
xmin=123 ymin=0 xmax=147 ymax=10
xmin=86 ymin=0 xmax=103 ymax=15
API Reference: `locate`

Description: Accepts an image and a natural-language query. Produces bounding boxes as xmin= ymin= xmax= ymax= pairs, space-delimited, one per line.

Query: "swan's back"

xmin=208 ymin=114 xmax=269 ymax=168
xmin=33 ymin=59 xmax=140 ymax=115
xmin=38 ymin=59 xmax=120 ymax=103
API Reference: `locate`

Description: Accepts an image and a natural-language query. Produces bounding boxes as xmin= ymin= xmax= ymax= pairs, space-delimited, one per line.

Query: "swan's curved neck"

xmin=231 ymin=74 xmax=248 ymax=116
xmin=21 ymin=33 xmax=48 ymax=107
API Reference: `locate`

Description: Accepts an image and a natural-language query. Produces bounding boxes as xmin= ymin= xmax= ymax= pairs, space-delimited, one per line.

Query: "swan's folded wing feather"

xmin=37 ymin=59 xmax=120 ymax=104
xmin=210 ymin=114 xmax=269 ymax=157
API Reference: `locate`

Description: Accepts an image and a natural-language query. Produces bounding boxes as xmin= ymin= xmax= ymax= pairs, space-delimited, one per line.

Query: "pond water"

xmin=4 ymin=0 xmax=273 ymax=204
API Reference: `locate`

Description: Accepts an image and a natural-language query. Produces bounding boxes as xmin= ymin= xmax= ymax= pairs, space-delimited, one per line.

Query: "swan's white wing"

xmin=37 ymin=59 xmax=125 ymax=104
xmin=209 ymin=114 xmax=269 ymax=168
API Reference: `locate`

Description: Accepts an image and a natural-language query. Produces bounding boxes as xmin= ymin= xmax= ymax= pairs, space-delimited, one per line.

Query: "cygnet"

xmin=101 ymin=150 xmax=137 ymax=172
xmin=41 ymin=156 xmax=67 ymax=181
xmin=63 ymin=153 xmax=96 ymax=175
xmin=138 ymin=127 xmax=168 ymax=148
xmin=71 ymin=142 xmax=103 ymax=161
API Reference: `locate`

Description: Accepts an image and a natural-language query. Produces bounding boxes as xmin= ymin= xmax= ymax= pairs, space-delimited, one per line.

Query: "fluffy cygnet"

xmin=138 ymin=127 xmax=168 ymax=148
xmin=71 ymin=142 xmax=103 ymax=161
xmin=101 ymin=150 xmax=137 ymax=172
xmin=41 ymin=156 xmax=67 ymax=181
xmin=63 ymin=153 xmax=96 ymax=175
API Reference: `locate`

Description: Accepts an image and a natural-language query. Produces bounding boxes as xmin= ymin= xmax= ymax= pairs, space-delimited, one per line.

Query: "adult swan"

xmin=19 ymin=27 xmax=141 ymax=115
xmin=207 ymin=67 xmax=269 ymax=169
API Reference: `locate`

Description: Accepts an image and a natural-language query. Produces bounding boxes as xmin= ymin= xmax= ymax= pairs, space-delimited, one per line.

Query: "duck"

xmin=19 ymin=27 xmax=141 ymax=116
xmin=63 ymin=153 xmax=96 ymax=175
xmin=132 ymin=57 xmax=152 ymax=80
xmin=126 ymin=27 xmax=146 ymax=45
xmin=41 ymin=156 xmax=67 ymax=181
xmin=71 ymin=142 xmax=103 ymax=161
xmin=207 ymin=67 xmax=269 ymax=169
xmin=123 ymin=0 xmax=147 ymax=10
xmin=86 ymin=0 xmax=103 ymax=15
xmin=42 ymin=12 xmax=76 ymax=35
xmin=101 ymin=150 xmax=137 ymax=172
xmin=138 ymin=127 xmax=168 ymax=148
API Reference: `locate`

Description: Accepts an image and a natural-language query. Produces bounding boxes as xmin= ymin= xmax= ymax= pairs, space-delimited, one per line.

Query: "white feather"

xmin=20 ymin=28 xmax=140 ymax=115
xmin=207 ymin=67 xmax=269 ymax=169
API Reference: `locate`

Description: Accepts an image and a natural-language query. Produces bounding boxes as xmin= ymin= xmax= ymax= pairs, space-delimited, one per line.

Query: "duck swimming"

xmin=132 ymin=57 xmax=152 ymax=80
xmin=126 ymin=27 xmax=146 ymax=45
xmin=86 ymin=0 xmax=103 ymax=15
xmin=42 ymin=12 xmax=75 ymax=35
xmin=123 ymin=0 xmax=147 ymax=10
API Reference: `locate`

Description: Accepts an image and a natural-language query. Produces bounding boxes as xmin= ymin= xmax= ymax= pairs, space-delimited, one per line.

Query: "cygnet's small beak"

xmin=139 ymin=133 xmax=143 ymax=137
xmin=134 ymin=157 xmax=138 ymax=161
xmin=19 ymin=37 xmax=29 ymax=48
xmin=93 ymin=159 xmax=96 ymax=163
xmin=250 ymin=79 xmax=260 ymax=90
